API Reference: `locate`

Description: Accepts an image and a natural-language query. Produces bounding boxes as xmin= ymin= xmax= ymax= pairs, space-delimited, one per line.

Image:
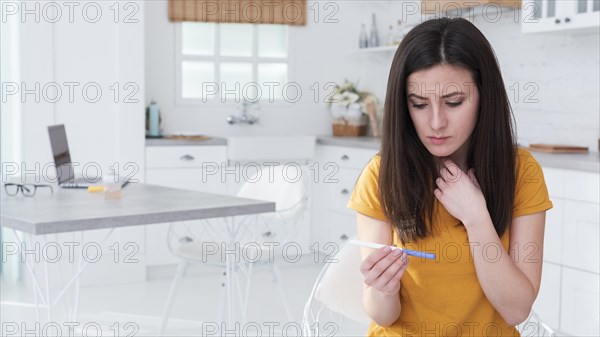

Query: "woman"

xmin=347 ymin=17 xmax=553 ymax=336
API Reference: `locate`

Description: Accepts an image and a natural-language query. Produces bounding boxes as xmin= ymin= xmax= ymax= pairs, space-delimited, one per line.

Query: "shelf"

xmin=348 ymin=45 xmax=399 ymax=54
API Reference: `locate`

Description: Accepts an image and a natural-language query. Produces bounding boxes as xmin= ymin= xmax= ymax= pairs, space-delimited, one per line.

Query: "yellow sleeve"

xmin=346 ymin=155 xmax=388 ymax=221
xmin=513 ymin=148 xmax=554 ymax=218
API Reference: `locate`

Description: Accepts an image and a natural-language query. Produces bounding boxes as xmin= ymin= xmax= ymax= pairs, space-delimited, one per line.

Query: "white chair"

xmin=302 ymin=240 xmax=556 ymax=337
xmin=159 ymin=164 xmax=309 ymax=335
xmin=302 ymin=239 xmax=371 ymax=337
xmin=516 ymin=311 xmax=556 ymax=336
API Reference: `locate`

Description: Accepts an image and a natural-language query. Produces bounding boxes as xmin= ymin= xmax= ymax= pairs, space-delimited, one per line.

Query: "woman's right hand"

xmin=360 ymin=246 xmax=410 ymax=295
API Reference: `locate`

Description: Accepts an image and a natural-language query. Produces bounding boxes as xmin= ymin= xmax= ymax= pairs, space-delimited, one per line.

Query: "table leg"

xmin=71 ymin=231 xmax=84 ymax=321
xmin=41 ymin=235 xmax=53 ymax=322
xmin=225 ymin=216 xmax=236 ymax=326
xmin=12 ymin=228 xmax=115 ymax=323
xmin=17 ymin=230 xmax=49 ymax=318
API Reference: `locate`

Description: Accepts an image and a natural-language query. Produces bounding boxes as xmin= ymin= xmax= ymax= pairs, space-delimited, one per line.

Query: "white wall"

xmin=146 ymin=1 xmax=599 ymax=151
xmin=477 ymin=11 xmax=599 ymax=151
xmin=145 ymin=0 xmax=369 ymax=137
xmin=1 ymin=4 xmax=21 ymax=169
xmin=3 ymin=1 xmax=146 ymax=181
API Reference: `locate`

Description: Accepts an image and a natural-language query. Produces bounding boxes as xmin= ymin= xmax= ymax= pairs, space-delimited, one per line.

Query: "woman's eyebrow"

xmin=407 ymin=92 xmax=466 ymax=99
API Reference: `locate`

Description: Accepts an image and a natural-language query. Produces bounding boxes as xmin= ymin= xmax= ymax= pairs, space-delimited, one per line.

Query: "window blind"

xmin=169 ymin=0 xmax=307 ymax=25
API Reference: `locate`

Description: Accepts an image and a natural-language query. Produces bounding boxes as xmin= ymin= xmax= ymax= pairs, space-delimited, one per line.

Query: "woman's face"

xmin=406 ymin=64 xmax=479 ymax=167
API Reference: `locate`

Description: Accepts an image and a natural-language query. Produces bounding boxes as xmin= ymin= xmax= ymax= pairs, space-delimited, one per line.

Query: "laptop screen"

xmin=48 ymin=124 xmax=74 ymax=184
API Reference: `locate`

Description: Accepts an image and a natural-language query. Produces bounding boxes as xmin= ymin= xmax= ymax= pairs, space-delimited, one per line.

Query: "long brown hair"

xmin=379 ymin=17 xmax=517 ymax=244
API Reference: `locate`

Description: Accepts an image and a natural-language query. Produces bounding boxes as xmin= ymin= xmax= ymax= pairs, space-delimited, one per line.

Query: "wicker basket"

xmin=332 ymin=122 xmax=367 ymax=137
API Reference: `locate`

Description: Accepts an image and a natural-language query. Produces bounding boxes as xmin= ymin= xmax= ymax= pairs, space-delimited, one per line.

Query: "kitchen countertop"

xmin=146 ymin=136 xmax=227 ymax=146
xmin=316 ymin=136 xmax=599 ymax=173
xmin=145 ymin=136 xmax=598 ymax=173
xmin=317 ymin=136 xmax=381 ymax=150
xmin=526 ymin=150 xmax=599 ymax=173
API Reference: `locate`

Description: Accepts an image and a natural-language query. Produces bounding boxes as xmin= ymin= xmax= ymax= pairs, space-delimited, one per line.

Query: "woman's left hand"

xmin=433 ymin=159 xmax=489 ymax=229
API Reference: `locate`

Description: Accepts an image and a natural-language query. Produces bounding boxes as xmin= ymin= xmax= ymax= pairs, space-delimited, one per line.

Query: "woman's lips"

xmin=429 ymin=137 xmax=449 ymax=145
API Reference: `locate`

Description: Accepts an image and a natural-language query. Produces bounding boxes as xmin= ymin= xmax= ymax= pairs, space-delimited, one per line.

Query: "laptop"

xmin=48 ymin=124 xmax=129 ymax=188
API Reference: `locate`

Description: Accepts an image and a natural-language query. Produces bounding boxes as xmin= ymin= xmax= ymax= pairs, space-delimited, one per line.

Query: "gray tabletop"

xmin=0 ymin=183 xmax=275 ymax=235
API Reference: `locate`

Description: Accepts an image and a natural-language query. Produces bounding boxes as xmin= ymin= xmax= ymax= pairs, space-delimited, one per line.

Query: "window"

xmin=176 ymin=23 xmax=289 ymax=104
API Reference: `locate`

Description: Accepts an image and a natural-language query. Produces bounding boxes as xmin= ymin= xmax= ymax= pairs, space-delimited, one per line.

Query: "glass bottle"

xmin=359 ymin=24 xmax=368 ymax=49
xmin=369 ymin=13 xmax=379 ymax=48
xmin=394 ymin=20 xmax=404 ymax=44
xmin=386 ymin=25 xmax=395 ymax=46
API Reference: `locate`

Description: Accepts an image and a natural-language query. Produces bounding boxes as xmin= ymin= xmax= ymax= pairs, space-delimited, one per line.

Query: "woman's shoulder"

xmin=361 ymin=153 xmax=382 ymax=173
xmin=353 ymin=154 xmax=382 ymax=189
xmin=516 ymin=146 xmax=534 ymax=160
xmin=515 ymin=146 xmax=543 ymax=172
xmin=512 ymin=146 xmax=553 ymax=217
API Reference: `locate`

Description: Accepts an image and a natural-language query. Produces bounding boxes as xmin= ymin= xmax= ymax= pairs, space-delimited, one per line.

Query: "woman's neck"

xmin=434 ymin=142 xmax=470 ymax=173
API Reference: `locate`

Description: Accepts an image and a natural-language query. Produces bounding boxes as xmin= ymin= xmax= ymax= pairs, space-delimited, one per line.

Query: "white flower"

xmin=337 ymin=92 xmax=360 ymax=106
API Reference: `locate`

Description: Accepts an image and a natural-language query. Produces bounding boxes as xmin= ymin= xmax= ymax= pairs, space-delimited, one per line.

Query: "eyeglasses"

xmin=4 ymin=183 xmax=54 ymax=197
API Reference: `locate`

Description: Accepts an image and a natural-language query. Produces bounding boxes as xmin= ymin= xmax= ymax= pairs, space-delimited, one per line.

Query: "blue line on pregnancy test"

xmin=349 ymin=239 xmax=436 ymax=260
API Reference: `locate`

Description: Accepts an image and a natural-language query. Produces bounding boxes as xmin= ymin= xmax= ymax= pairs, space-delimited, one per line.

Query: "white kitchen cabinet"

xmin=562 ymin=200 xmax=599 ymax=274
xmin=542 ymin=167 xmax=565 ymax=200
xmin=522 ymin=0 xmax=600 ymax=33
xmin=328 ymin=211 xmax=357 ymax=247
xmin=542 ymin=167 xmax=565 ymax=265
xmin=560 ymin=267 xmax=600 ymax=336
xmin=564 ymin=170 xmax=600 ymax=204
xmin=311 ymin=145 xmax=378 ymax=250
xmin=532 ymin=262 xmax=561 ymax=330
xmin=329 ymin=167 xmax=362 ymax=215
xmin=544 ymin=198 xmax=564 ymax=264
xmin=145 ymin=145 xmax=227 ymax=266
xmin=532 ymin=166 xmax=600 ymax=336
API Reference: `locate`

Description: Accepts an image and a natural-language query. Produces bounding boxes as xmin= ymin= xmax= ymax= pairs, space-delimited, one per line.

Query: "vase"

xmin=331 ymin=104 xmax=347 ymax=119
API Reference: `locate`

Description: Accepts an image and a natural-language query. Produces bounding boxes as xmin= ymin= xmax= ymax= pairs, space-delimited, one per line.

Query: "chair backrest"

xmin=303 ymin=240 xmax=371 ymax=336
xmin=517 ymin=311 xmax=556 ymax=336
xmin=236 ymin=164 xmax=308 ymax=221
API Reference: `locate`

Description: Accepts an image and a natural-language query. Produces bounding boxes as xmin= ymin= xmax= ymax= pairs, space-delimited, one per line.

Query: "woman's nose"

xmin=430 ymin=105 xmax=447 ymax=130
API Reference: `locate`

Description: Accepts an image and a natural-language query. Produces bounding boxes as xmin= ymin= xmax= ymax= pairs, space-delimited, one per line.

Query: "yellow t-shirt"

xmin=347 ymin=147 xmax=553 ymax=337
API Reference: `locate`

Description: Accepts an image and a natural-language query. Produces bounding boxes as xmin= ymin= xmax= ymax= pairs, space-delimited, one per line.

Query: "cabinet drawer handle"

xmin=341 ymin=154 xmax=349 ymax=160
xmin=340 ymin=234 xmax=349 ymax=241
xmin=180 ymin=154 xmax=195 ymax=161
xmin=565 ymin=17 xmax=570 ymax=23
xmin=341 ymin=189 xmax=349 ymax=195
xmin=555 ymin=18 xmax=561 ymax=24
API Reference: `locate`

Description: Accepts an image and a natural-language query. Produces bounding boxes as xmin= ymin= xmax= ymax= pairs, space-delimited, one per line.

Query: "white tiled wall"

xmin=356 ymin=2 xmax=600 ymax=151
xmin=476 ymin=11 xmax=600 ymax=152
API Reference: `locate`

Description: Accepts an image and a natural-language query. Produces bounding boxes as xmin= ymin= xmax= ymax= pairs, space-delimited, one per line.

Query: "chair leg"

xmin=158 ymin=260 xmax=188 ymax=336
xmin=241 ymin=262 xmax=254 ymax=324
xmin=271 ymin=263 xmax=294 ymax=322
xmin=217 ymin=270 xmax=227 ymax=326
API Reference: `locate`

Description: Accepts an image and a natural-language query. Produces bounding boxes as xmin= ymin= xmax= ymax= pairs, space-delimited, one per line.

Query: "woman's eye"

xmin=411 ymin=101 xmax=462 ymax=109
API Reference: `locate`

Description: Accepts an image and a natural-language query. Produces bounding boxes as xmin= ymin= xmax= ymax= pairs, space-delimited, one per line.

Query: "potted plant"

xmin=327 ymin=80 xmax=379 ymax=137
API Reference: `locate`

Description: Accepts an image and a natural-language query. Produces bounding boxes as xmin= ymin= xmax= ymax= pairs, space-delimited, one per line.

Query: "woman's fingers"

xmin=363 ymin=248 xmax=406 ymax=288
xmin=382 ymin=253 xmax=409 ymax=293
xmin=372 ymin=250 xmax=408 ymax=291
xmin=360 ymin=246 xmax=393 ymax=274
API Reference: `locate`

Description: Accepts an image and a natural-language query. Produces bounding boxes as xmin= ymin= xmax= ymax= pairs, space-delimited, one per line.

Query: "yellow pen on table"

xmin=87 ymin=185 xmax=104 ymax=193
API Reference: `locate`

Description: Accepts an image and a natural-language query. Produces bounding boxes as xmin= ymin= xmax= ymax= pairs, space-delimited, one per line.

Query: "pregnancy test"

xmin=350 ymin=239 xmax=436 ymax=260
